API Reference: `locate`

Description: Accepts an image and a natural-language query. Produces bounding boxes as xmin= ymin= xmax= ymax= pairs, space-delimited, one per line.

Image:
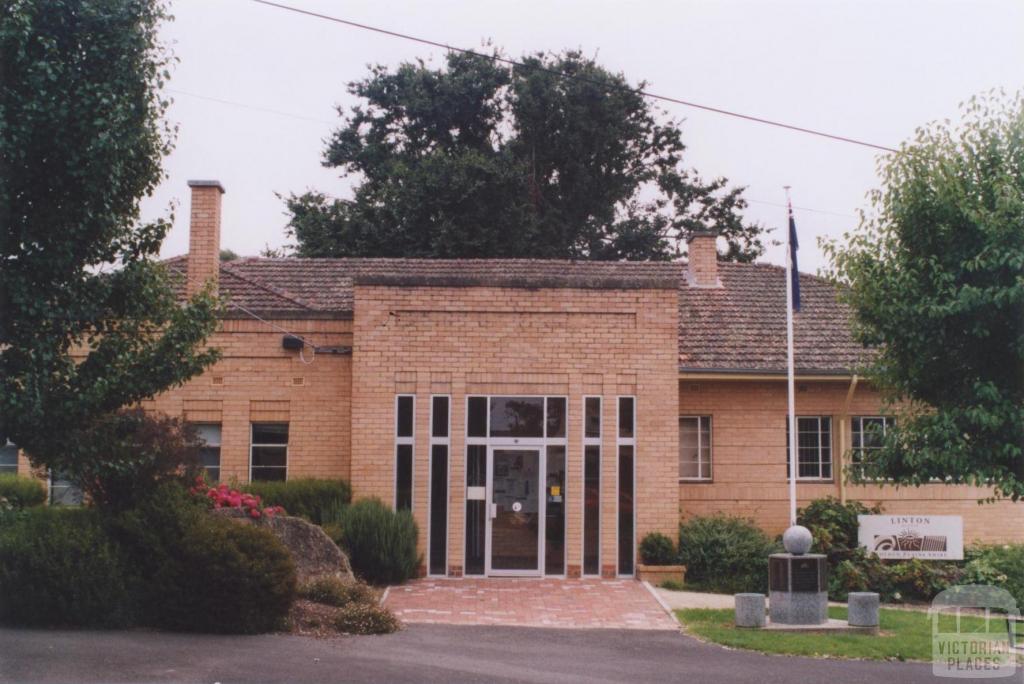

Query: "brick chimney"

xmin=186 ymin=180 xmax=225 ymax=297
xmin=686 ymin=228 xmax=721 ymax=288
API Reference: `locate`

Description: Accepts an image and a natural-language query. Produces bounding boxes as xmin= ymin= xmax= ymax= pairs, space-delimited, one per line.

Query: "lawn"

xmin=675 ymin=607 xmax=1011 ymax=662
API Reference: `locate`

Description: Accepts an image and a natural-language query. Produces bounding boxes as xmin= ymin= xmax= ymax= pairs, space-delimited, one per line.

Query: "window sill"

xmin=679 ymin=478 xmax=714 ymax=484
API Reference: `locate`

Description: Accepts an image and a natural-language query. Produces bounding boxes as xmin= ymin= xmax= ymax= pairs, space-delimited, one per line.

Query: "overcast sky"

xmin=144 ymin=0 xmax=1024 ymax=273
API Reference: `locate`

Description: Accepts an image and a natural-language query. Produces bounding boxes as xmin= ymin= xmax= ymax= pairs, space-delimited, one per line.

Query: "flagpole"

xmin=784 ymin=186 xmax=798 ymax=527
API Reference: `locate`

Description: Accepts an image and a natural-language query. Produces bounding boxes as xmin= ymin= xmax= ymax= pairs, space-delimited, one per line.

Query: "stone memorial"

xmin=768 ymin=524 xmax=828 ymax=625
xmin=735 ymin=593 xmax=767 ymax=628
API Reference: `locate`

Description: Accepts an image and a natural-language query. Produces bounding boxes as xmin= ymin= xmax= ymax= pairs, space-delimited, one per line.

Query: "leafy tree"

xmin=826 ymin=92 xmax=1024 ymax=500
xmin=0 ymin=1 xmax=220 ymax=473
xmin=287 ymin=50 xmax=764 ymax=261
xmin=219 ymin=249 xmax=240 ymax=261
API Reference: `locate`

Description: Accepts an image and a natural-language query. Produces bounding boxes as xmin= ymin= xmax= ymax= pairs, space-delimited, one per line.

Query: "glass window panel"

xmin=431 ymin=396 xmax=449 ymax=438
xmin=199 ymin=446 xmax=221 ymax=482
xmin=467 ymin=397 xmax=488 ymax=438
xmin=680 ymin=460 xmax=700 ymax=479
xmin=545 ymin=397 xmax=566 ymax=439
xmin=252 ymin=423 xmax=288 ymax=445
xmin=545 ymin=445 xmax=566 ymax=575
xmin=396 ymin=396 xmax=414 ymax=438
xmin=195 ymin=424 xmax=221 ymax=446
xmin=489 ymin=397 xmax=544 ymax=438
xmin=251 ymin=446 xmax=287 ymax=467
xmin=583 ymin=445 xmax=600 ymax=575
xmin=464 ymin=445 xmax=487 ymax=574
xmin=0 ymin=440 xmax=17 ymax=474
xmin=618 ymin=398 xmax=635 ymax=439
xmin=395 ymin=444 xmax=413 ymax=511
xmin=50 ymin=470 xmax=83 ymax=506
xmin=584 ymin=397 xmax=601 ymax=439
xmin=429 ymin=444 xmax=448 ymax=575
xmin=618 ymin=444 xmax=635 ymax=575
xmin=251 ymin=467 xmax=286 ymax=482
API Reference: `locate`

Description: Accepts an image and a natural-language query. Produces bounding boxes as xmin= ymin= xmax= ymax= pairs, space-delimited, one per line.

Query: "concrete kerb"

xmin=642 ymin=580 xmax=683 ymax=629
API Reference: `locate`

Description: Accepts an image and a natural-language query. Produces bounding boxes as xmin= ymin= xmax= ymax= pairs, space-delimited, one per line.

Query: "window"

xmin=251 ymin=423 xmax=288 ymax=482
xmin=583 ymin=397 xmax=601 ymax=576
xmin=679 ymin=416 xmax=712 ymax=481
xmin=395 ymin=395 xmax=414 ymax=511
xmin=618 ymin=397 xmax=636 ymax=576
xmin=0 ymin=439 xmax=17 ymax=475
xmin=785 ymin=416 xmax=832 ymax=480
xmin=851 ymin=416 xmax=891 ymax=477
xmin=428 ymin=396 xmax=449 ymax=576
xmin=50 ymin=470 xmax=83 ymax=506
xmin=489 ymin=396 xmax=544 ymax=438
xmin=194 ymin=424 xmax=221 ymax=482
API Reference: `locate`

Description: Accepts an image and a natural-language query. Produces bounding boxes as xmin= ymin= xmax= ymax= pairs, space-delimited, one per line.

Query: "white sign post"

xmin=858 ymin=515 xmax=964 ymax=560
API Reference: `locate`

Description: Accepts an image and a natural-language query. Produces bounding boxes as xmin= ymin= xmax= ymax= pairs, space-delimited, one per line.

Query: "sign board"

xmin=858 ymin=515 xmax=963 ymax=560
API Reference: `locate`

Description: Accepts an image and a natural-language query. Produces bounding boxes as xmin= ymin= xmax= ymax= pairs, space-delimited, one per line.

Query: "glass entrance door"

xmin=488 ymin=448 xmax=542 ymax=574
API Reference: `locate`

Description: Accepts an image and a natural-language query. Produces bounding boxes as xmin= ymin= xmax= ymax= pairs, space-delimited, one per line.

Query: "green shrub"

xmin=336 ymin=498 xmax=419 ymax=586
xmin=299 ymin=576 xmax=376 ymax=607
xmin=112 ymin=483 xmax=297 ymax=633
xmin=332 ymin=602 xmax=400 ymax=635
xmin=660 ymin=579 xmax=686 ymax=591
xmin=241 ymin=478 xmax=351 ymax=525
xmin=797 ymin=496 xmax=882 ymax=564
xmin=964 ymin=544 xmax=1024 ymax=608
xmin=0 ymin=474 xmax=47 ymax=510
xmin=639 ymin=532 xmax=678 ymax=565
xmin=0 ymin=507 xmax=136 ymax=627
xmin=678 ymin=515 xmax=779 ymax=594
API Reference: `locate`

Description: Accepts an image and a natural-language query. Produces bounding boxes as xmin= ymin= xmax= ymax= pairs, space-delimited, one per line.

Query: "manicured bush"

xmin=639 ymin=532 xmax=678 ymax=565
xmin=112 ymin=483 xmax=297 ymax=633
xmin=797 ymin=497 xmax=882 ymax=564
xmin=335 ymin=498 xmax=418 ymax=585
xmin=332 ymin=602 xmax=400 ymax=635
xmin=241 ymin=478 xmax=351 ymax=525
xmin=0 ymin=474 xmax=47 ymax=510
xmin=678 ymin=515 xmax=779 ymax=594
xmin=0 ymin=507 xmax=136 ymax=628
xmin=963 ymin=544 xmax=1024 ymax=608
xmin=299 ymin=576 xmax=377 ymax=607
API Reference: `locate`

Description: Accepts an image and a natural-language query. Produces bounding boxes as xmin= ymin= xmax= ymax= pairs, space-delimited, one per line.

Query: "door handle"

xmin=490 ymin=503 xmax=498 ymax=519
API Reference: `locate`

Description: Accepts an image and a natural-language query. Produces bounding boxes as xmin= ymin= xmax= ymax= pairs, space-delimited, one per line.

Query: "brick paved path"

xmin=383 ymin=578 xmax=679 ymax=630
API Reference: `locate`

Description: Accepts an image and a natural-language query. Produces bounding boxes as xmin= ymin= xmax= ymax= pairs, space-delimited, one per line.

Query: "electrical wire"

xmin=246 ymin=0 xmax=899 ymax=153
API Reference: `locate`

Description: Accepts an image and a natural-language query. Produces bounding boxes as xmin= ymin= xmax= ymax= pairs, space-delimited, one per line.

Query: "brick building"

xmin=8 ymin=180 xmax=1021 ymax=575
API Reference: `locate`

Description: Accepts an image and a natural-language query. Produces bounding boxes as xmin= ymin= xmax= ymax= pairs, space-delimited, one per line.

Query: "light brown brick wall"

xmin=350 ymin=285 xmax=680 ymax=576
xmin=143 ymin=318 xmax=353 ymax=482
xmin=678 ymin=379 xmax=1023 ymax=543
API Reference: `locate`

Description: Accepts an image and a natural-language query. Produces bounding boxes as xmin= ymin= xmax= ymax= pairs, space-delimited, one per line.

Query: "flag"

xmin=788 ymin=207 xmax=801 ymax=312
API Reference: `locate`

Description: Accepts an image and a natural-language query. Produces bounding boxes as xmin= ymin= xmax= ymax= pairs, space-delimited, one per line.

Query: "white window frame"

xmin=427 ymin=394 xmax=451 ymax=577
xmin=851 ymin=415 xmax=891 ymax=479
xmin=249 ymin=422 xmax=289 ymax=482
xmin=616 ymin=395 xmax=637 ymax=578
xmin=679 ymin=415 xmax=713 ymax=482
xmin=394 ymin=394 xmax=415 ymax=511
xmin=193 ymin=423 xmax=222 ymax=482
xmin=786 ymin=415 xmax=833 ymax=481
xmin=581 ymin=396 xmax=602 ymax=577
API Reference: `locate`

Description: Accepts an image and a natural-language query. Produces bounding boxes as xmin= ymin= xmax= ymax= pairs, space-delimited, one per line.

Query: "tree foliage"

xmin=287 ymin=50 xmax=765 ymax=261
xmin=0 ymin=1 xmax=220 ymax=469
xmin=826 ymin=92 xmax=1024 ymax=500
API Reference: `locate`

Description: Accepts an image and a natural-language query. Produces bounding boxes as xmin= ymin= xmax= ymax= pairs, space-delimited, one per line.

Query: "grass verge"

xmin=675 ymin=607 xmax=1008 ymax=662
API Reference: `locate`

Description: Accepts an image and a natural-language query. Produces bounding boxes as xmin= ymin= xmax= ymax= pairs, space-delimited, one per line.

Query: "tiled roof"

xmin=166 ymin=256 xmax=870 ymax=374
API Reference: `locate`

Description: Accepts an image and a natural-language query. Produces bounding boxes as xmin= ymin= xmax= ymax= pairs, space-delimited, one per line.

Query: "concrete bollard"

xmin=735 ymin=593 xmax=766 ymax=628
xmin=847 ymin=592 xmax=880 ymax=627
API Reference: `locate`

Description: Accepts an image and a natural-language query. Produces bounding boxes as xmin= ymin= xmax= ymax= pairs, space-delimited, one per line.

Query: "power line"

xmin=746 ymin=198 xmax=858 ymax=220
xmin=247 ymin=0 xmax=898 ymax=153
xmin=167 ymin=88 xmax=334 ymax=125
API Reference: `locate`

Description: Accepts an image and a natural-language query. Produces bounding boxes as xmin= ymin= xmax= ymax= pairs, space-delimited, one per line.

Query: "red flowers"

xmin=191 ymin=478 xmax=286 ymax=519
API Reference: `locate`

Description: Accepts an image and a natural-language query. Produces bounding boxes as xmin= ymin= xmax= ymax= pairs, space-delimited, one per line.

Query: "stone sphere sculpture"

xmin=782 ymin=525 xmax=813 ymax=555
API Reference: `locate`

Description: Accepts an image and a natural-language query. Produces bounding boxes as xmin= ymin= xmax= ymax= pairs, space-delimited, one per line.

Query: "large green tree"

xmin=0 ymin=0 xmax=220 ymax=475
xmin=287 ymin=50 xmax=764 ymax=261
xmin=827 ymin=92 xmax=1024 ymax=500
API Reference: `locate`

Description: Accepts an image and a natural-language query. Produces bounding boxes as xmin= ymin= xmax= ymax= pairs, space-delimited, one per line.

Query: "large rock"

xmin=214 ymin=508 xmax=353 ymax=583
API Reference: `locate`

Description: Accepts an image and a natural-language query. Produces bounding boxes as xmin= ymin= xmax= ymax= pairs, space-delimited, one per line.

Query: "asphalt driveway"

xmin=0 ymin=623 xmax=946 ymax=684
